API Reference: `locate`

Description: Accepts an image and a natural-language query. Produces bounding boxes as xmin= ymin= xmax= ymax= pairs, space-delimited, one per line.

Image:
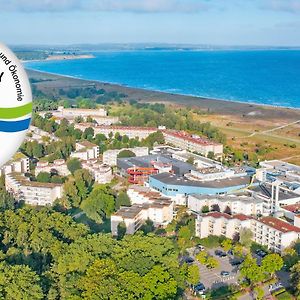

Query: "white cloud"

xmin=0 ymin=0 xmax=210 ymax=13
xmin=261 ymin=0 xmax=300 ymax=13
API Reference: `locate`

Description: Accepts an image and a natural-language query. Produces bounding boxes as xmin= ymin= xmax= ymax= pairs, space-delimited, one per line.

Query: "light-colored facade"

xmin=195 ymin=212 xmax=300 ymax=253
xmin=35 ymin=159 xmax=70 ymax=177
xmin=0 ymin=153 xmax=30 ymax=176
xmin=188 ymin=194 xmax=265 ymax=216
xmin=5 ymin=173 xmax=63 ymax=206
xmin=103 ymin=147 xmax=149 ymax=166
xmin=74 ymin=124 xmax=157 ymax=140
xmin=81 ymin=160 xmax=113 ymax=184
xmin=195 ymin=212 xmax=252 ymax=240
xmin=111 ymin=199 xmax=174 ymax=236
xmin=51 ymin=106 xmax=107 ymax=118
xmin=252 ymin=217 xmax=300 ymax=253
xmin=111 ymin=184 xmax=174 ymax=236
xmin=162 ymin=130 xmax=223 ymax=159
xmin=27 ymin=126 xmax=59 ymax=143
xmin=70 ymin=141 xmax=99 ymax=161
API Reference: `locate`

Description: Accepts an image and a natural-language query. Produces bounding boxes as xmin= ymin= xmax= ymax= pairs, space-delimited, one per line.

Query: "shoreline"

xmin=25 ymin=67 xmax=300 ymax=112
xmin=26 ymin=68 xmax=300 ymax=121
xmin=22 ymin=54 xmax=95 ymax=63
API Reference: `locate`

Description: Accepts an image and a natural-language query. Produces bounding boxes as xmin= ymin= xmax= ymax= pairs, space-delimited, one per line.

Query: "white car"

xmin=269 ymin=282 xmax=284 ymax=292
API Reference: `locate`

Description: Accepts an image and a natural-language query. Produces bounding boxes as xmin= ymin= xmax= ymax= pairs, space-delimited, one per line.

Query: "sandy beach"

xmin=27 ymin=69 xmax=300 ymax=121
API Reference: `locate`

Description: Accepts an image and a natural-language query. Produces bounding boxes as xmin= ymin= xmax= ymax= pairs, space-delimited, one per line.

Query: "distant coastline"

xmin=25 ymin=66 xmax=300 ymax=112
xmin=22 ymin=54 xmax=95 ymax=63
xmin=27 ymin=69 xmax=300 ymax=122
xmin=24 ymin=50 xmax=300 ymax=109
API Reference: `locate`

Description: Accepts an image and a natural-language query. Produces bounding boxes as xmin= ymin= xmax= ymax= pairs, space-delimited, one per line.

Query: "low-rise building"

xmin=5 ymin=173 xmax=63 ymax=206
xmin=81 ymin=160 xmax=113 ymax=184
xmin=111 ymin=184 xmax=174 ymax=236
xmin=188 ymin=194 xmax=265 ymax=216
xmin=149 ymin=172 xmax=256 ymax=205
xmin=35 ymin=159 xmax=70 ymax=177
xmin=71 ymin=141 xmax=99 ymax=160
xmin=27 ymin=126 xmax=59 ymax=143
xmin=111 ymin=199 xmax=174 ymax=236
xmin=0 ymin=152 xmax=30 ymax=176
xmin=103 ymin=147 xmax=149 ymax=166
xmin=74 ymin=124 xmax=158 ymax=140
xmin=162 ymin=130 xmax=223 ymax=159
xmin=44 ymin=106 xmax=108 ymax=118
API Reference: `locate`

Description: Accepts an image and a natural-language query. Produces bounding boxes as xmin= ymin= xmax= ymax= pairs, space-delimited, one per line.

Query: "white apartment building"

xmin=195 ymin=212 xmax=300 ymax=253
xmin=0 ymin=153 xmax=30 ymax=176
xmin=162 ymin=130 xmax=223 ymax=159
xmin=5 ymin=173 xmax=63 ymax=206
xmin=111 ymin=184 xmax=174 ymax=236
xmin=74 ymin=124 xmax=157 ymax=140
xmin=35 ymin=159 xmax=70 ymax=177
xmin=70 ymin=141 xmax=99 ymax=161
xmin=252 ymin=217 xmax=300 ymax=253
xmin=188 ymin=194 xmax=265 ymax=216
xmin=48 ymin=106 xmax=107 ymax=118
xmin=27 ymin=126 xmax=59 ymax=143
xmin=111 ymin=199 xmax=173 ymax=236
xmin=103 ymin=147 xmax=149 ymax=166
xmin=127 ymin=185 xmax=166 ymax=204
xmin=281 ymin=203 xmax=300 ymax=223
xmin=81 ymin=160 xmax=113 ymax=184
xmin=196 ymin=212 xmax=253 ymax=240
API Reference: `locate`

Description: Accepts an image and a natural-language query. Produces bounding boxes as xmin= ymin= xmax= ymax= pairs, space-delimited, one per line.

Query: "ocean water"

xmin=25 ymin=50 xmax=300 ymax=108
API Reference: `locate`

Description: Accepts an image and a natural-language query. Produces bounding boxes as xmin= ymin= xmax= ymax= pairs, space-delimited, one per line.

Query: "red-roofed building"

xmin=162 ymin=130 xmax=223 ymax=159
xmin=253 ymin=216 xmax=300 ymax=253
xmin=281 ymin=203 xmax=300 ymax=224
xmin=196 ymin=212 xmax=300 ymax=253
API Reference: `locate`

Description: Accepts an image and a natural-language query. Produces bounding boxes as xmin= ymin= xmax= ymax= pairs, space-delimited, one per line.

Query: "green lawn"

xmin=276 ymin=291 xmax=293 ymax=300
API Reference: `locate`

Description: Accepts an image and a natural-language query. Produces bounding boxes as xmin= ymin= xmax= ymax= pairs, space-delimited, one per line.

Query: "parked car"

xmin=255 ymin=249 xmax=267 ymax=258
xmin=185 ymin=257 xmax=194 ymax=264
xmin=220 ymin=271 xmax=230 ymax=277
xmin=230 ymin=259 xmax=244 ymax=266
xmin=215 ymin=250 xmax=227 ymax=257
xmin=269 ymin=282 xmax=284 ymax=292
xmin=194 ymin=283 xmax=206 ymax=295
xmin=197 ymin=244 xmax=205 ymax=251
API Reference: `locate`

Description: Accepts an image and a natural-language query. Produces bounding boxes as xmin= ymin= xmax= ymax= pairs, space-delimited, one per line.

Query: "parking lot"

xmin=189 ymin=247 xmax=241 ymax=290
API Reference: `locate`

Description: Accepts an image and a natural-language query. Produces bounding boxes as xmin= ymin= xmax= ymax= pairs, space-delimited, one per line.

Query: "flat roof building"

xmin=5 ymin=173 xmax=63 ymax=206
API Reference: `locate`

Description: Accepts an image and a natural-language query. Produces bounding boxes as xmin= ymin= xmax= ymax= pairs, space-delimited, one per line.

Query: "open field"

xmin=27 ymin=69 xmax=300 ymax=164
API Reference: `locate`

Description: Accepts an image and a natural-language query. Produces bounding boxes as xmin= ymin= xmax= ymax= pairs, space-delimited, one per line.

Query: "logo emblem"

xmin=0 ymin=43 xmax=32 ymax=167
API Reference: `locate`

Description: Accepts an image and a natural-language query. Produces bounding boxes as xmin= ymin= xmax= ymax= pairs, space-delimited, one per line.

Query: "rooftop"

xmin=282 ymin=203 xmax=300 ymax=214
xmin=203 ymin=212 xmax=252 ymax=221
xmin=8 ymin=173 xmax=62 ymax=188
xmin=251 ymin=184 xmax=300 ymax=200
xmin=151 ymin=172 xmax=253 ymax=189
xmin=77 ymin=140 xmax=98 ymax=148
xmin=190 ymin=193 xmax=264 ymax=204
xmin=118 ymin=154 xmax=196 ymax=176
xmin=258 ymin=216 xmax=300 ymax=233
xmin=163 ymin=130 xmax=222 ymax=147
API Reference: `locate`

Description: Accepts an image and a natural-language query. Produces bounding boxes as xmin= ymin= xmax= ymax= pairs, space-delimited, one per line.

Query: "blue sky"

xmin=0 ymin=0 xmax=300 ymax=46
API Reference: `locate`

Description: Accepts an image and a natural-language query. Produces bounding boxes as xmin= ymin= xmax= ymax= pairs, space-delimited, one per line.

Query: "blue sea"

xmin=25 ymin=50 xmax=300 ymax=108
